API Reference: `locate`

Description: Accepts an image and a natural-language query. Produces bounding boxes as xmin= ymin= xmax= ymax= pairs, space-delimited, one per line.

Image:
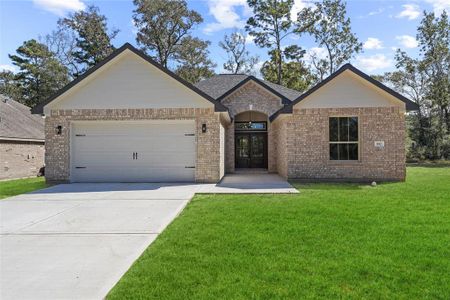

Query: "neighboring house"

xmin=1 ymin=96 xmax=45 ymax=180
xmin=33 ymin=43 xmax=418 ymax=183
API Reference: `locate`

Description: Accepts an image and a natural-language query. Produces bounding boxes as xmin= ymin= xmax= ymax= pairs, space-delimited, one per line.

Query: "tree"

xmin=296 ymin=0 xmax=362 ymax=79
xmin=61 ymin=5 xmax=118 ymax=76
xmin=417 ymin=11 xmax=450 ymax=133
xmin=219 ymin=30 xmax=259 ymax=75
xmin=133 ymin=0 xmax=203 ymax=68
xmin=381 ymin=52 xmax=431 ymax=159
xmin=261 ymin=49 xmax=315 ymax=92
xmin=0 ymin=71 xmax=22 ymax=101
xmin=245 ymin=0 xmax=306 ymax=84
xmin=41 ymin=25 xmax=80 ymax=78
xmin=381 ymin=11 xmax=450 ymax=159
xmin=8 ymin=39 xmax=69 ymax=107
xmin=174 ymin=37 xmax=216 ymax=83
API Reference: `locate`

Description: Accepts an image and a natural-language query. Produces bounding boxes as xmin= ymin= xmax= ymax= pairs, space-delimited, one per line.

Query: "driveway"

xmin=0 ymin=183 xmax=196 ymax=300
xmin=0 ymin=175 xmax=297 ymax=299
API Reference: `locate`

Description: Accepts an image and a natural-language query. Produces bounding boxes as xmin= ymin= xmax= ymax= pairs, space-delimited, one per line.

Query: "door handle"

xmin=136 ymin=152 xmax=138 ymax=160
xmin=132 ymin=152 xmax=135 ymax=160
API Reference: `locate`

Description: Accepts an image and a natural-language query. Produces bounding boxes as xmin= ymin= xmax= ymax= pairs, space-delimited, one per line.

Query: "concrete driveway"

xmin=0 ymin=175 xmax=296 ymax=299
xmin=0 ymin=183 xmax=196 ymax=300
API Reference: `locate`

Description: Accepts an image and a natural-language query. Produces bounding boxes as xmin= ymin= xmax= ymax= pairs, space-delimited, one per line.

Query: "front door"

xmin=235 ymin=133 xmax=267 ymax=168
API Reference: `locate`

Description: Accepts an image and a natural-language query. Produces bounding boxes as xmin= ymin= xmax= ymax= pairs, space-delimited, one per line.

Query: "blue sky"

xmin=1 ymin=0 xmax=449 ymax=76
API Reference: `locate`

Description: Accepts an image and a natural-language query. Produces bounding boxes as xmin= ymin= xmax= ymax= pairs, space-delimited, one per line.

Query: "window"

xmin=329 ymin=117 xmax=358 ymax=160
xmin=235 ymin=122 xmax=267 ymax=131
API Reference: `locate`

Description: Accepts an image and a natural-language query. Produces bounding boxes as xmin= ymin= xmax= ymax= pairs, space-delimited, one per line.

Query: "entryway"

xmin=234 ymin=111 xmax=268 ymax=169
xmin=235 ymin=133 xmax=267 ymax=168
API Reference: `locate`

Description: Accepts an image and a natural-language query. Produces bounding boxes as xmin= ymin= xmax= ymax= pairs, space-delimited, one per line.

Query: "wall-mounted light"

xmin=202 ymin=123 xmax=207 ymax=133
xmin=56 ymin=125 xmax=62 ymax=135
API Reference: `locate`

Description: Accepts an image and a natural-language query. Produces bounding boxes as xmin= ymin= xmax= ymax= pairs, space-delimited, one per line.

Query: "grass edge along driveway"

xmin=0 ymin=177 xmax=48 ymax=200
xmin=108 ymin=166 xmax=450 ymax=299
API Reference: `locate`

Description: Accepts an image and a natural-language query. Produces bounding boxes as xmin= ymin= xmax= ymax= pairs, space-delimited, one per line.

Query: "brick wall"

xmin=276 ymin=107 xmax=406 ymax=181
xmin=221 ymin=81 xmax=284 ymax=172
xmin=1 ymin=141 xmax=45 ymax=180
xmin=270 ymin=117 xmax=288 ymax=178
xmin=45 ymin=108 xmax=222 ymax=183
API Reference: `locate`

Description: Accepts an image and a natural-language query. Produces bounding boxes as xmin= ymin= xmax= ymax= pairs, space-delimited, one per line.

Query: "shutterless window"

xmin=329 ymin=117 xmax=358 ymax=160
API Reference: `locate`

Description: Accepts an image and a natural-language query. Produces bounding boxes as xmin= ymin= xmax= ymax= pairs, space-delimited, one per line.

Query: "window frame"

xmin=328 ymin=116 xmax=360 ymax=162
xmin=234 ymin=121 xmax=267 ymax=132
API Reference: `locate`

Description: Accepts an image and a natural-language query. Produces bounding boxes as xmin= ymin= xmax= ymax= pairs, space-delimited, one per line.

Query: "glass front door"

xmin=235 ymin=133 xmax=267 ymax=168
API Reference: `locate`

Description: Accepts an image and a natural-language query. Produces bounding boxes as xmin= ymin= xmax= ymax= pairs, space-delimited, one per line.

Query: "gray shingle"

xmin=0 ymin=95 xmax=44 ymax=141
xmin=195 ymin=74 xmax=302 ymax=101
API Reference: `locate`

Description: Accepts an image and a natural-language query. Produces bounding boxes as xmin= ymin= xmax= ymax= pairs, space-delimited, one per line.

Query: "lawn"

xmin=108 ymin=167 xmax=450 ymax=299
xmin=0 ymin=177 xmax=48 ymax=199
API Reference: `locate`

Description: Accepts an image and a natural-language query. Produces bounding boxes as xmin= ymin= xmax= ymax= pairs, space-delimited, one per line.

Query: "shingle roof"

xmin=0 ymin=95 xmax=44 ymax=141
xmin=195 ymin=74 xmax=302 ymax=101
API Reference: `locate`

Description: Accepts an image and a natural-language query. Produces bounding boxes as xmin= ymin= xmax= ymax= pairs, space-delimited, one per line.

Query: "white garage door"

xmin=71 ymin=120 xmax=196 ymax=182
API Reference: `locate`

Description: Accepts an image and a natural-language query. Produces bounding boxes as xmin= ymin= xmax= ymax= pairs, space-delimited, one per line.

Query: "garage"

xmin=71 ymin=120 xmax=196 ymax=182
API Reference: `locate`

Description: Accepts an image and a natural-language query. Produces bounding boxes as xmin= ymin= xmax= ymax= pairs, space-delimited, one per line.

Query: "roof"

xmin=0 ymin=95 xmax=44 ymax=141
xmin=32 ymin=43 xmax=228 ymax=114
xmin=270 ymin=63 xmax=420 ymax=121
xmin=195 ymin=74 xmax=302 ymax=104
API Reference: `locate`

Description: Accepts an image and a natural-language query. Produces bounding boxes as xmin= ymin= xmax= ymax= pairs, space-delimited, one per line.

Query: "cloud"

xmin=396 ymin=4 xmax=420 ymax=20
xmin=396 ymin=35 xmax=418 ymax=48
xmin=245 ymin=34 xmax=254 ymax=45
xmin=425 ymin=0 xmax=450 ymax=14
xmin=33 ymin=0 xmax=86 ymax=16
xmin=355 ymin=54 xmax=392 ymax=72
xmin=0 ymin=64 xmax=17 ymax=73
xmin=203 ymin=0 xmax=250 ymax=33
xmin=363 ymin=38 xmax=384 ymax=50
xmin=304 ymin=47 xmax=327 ymax=63
xmin=369 ymin=8 xmax=385 ymax=16
xmin=291 ymin=0 xmax=314 ymax=21
xmin=130 ymin=19 xmax=138 ymax=36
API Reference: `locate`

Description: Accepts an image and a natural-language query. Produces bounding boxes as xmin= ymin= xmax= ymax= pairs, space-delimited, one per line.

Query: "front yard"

xmin=108 ymin=167 xmax=450 ymax=299
xmin=0 ymin=177 xmax=47 ymax=200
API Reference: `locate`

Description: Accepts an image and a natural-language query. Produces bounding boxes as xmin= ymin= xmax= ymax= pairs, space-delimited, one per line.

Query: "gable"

xmin=44 ymin=50 xmax=214 ymax=114
xmin=221 ymin=80 xmax=284 ymax=117
xmin=294 ymin=70 xmax=406 ymax=109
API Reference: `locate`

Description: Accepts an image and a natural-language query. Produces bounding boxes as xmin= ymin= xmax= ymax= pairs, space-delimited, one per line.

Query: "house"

xmin=33 ymin=43 xmax=418 ymax=183
xmin=1 ymin=96 xmax=45 ymax=180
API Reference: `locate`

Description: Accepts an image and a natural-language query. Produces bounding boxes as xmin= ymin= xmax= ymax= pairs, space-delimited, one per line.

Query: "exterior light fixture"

xmin=202 ymin=123 xmax=207 ymax=133
xmin=56 ymin=125 xmax=62 ymax=135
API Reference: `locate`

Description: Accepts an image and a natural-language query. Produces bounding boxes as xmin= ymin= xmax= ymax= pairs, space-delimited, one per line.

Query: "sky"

xmin=0 ymin=0 xmax=449 ymax=76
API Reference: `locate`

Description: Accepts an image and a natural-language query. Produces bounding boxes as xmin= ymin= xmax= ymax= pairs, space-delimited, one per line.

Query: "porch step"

xmin=234 ymin=168 xmax=268 ymax=174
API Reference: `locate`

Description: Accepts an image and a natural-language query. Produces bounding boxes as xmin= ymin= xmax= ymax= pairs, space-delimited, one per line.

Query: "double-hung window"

xmin=329 ymin=117 xmax=359 ymax=160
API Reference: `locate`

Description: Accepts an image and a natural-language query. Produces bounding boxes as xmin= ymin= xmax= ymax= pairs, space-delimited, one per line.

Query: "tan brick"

xmin=274 ymin=107 xmax=406 ymax=181
xmin=45 ymin=108 xmax=222 ymax=183
xmin=0 ymin=142 xmax=45 ymax=180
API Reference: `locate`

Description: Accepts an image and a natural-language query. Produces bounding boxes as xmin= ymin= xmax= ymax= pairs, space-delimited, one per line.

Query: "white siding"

xmin=48 ymin=50 xmax=213 ymax=112
xmin=295 ymin=71 xmax=406 ymax=109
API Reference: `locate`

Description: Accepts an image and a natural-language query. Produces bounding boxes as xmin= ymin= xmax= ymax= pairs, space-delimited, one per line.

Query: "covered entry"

xmin=70 ymin=120 xmax=196 ymax=182
xmin=234 ymin=111 xmax=268 ymax=169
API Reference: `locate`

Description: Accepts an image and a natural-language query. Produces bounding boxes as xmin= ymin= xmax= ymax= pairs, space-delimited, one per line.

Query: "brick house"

xmin=1 ymin=96 xmax=45 ymax=180
xmin=33 ymin=43 xmax=418 ymax=183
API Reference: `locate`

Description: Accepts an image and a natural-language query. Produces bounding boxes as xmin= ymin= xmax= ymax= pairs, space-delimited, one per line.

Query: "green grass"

xmin=108 ymin=167 xmax=450 ymax=299
xmin=0 ymin=177 xmax=48 ymax=199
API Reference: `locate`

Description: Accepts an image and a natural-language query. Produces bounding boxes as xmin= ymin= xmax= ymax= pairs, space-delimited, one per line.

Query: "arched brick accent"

xmin=221 ymin=81 xmax=284 ymax=117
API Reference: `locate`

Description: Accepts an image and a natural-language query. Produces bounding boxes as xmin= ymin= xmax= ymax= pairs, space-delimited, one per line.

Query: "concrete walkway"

xmin=0 ymin=175 xmax=297 ymax=300
xmin=199 ymin=173 xmax=298 ymax=193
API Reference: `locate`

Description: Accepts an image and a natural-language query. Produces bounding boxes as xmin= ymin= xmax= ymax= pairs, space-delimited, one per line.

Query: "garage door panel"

xmin=73 ymin=137 xmax=196 ymax=152
xmin=71 ymin=121 xmax=196 ymax=182
xmin=73 ymin=166 xmax=195 ymax=182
